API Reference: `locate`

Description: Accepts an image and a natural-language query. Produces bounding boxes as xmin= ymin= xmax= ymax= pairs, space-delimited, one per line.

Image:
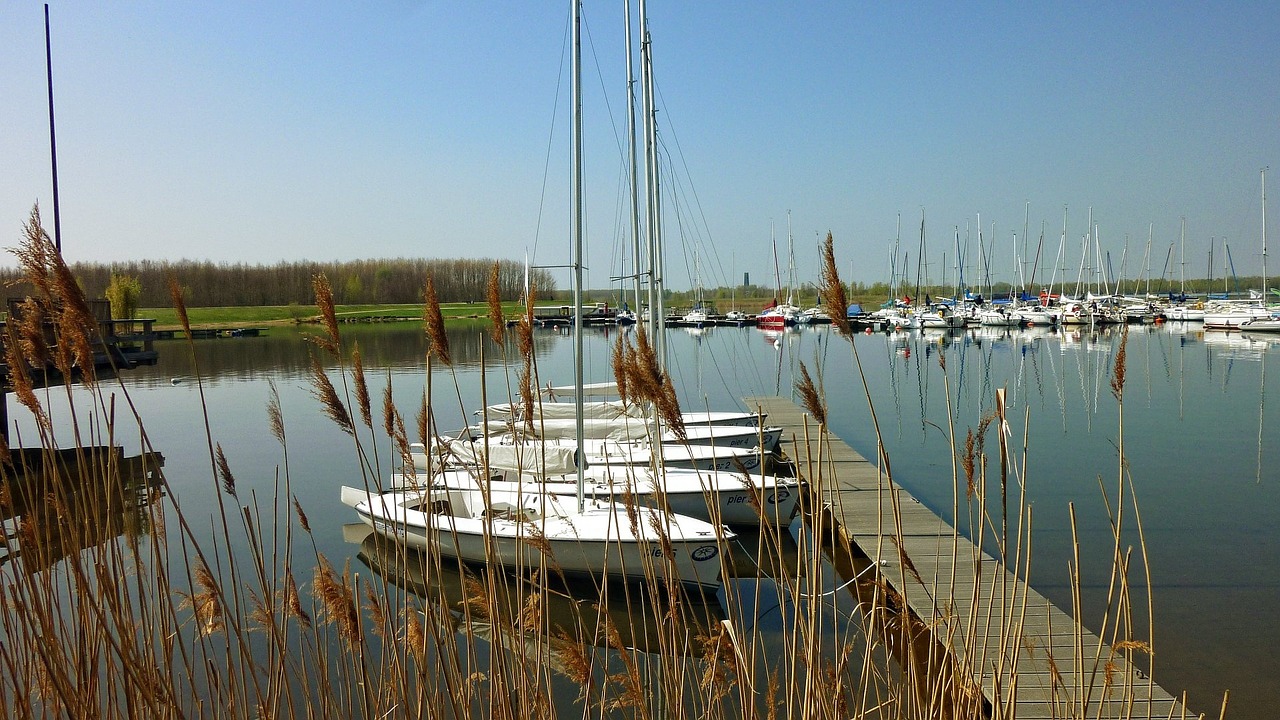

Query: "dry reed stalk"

xmin=11 ymin=205 xmax=54 ymax=299
xmin=214 ymin=443 xmax=237 ymax=497
xmin=1111 ymin=324 xmax=1129 ymax=401
xmin=382 ymin=380 xmax=414 ymax=482
xmin=416 ymin=390 xmax=431 ymax=449
xmin=266 ymin=380 xmax=286 ymax=446
xmin=623 ymin=325 xmax=685 ymax=441
xmin=183 ymin=560 xmax=226 ymax=637
xmin=3 ymin=325 xmax=49 ymax=436
xmin=795 ymin=360 xmax=826 ymax=427
xmin=486 ymin=261 xmax=506 ymax=348
xmin=819 ymin=231 xmax=851 ymax=337
xmin=13 ymin=297 xmax=50 ymax=370
xmin=11 ymin=207 xmax=96 ymax=384
xmin=307 ymin=354 xmax=354 ymax=436
xmin=46 ymin=250 xmax=96 ymax=385
xmin=351 ymin=343 xmax=373 ymax=430
xmin=423 ymin=275 xmax=452 ymax=367
xmin=283 ymin=572 xmax=312 ymax=630
xmin=311 ymin=274 xmax=341 ymax=359
xmin=292 ymin=496 xmax=312 ymax=534
xmin=313 ymin=557 xmax=361 ymax=646
xmin=611 ymin=332 xmax=630 ymax=407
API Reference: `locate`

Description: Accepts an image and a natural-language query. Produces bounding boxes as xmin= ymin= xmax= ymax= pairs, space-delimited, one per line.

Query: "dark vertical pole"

xmin=45 ymin=4 xmax=63 ymax=252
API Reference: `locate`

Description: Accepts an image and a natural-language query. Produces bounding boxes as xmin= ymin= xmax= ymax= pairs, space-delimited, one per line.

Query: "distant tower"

xmin=743 ymin=272 xmax=749 ymax=288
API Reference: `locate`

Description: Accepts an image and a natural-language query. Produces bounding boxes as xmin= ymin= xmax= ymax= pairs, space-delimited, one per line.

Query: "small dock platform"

xmin=744 ymin=395 xmax=1193 ymax=719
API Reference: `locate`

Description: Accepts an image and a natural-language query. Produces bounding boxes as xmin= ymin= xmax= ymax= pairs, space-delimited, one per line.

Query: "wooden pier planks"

xmin=743 ymin=396 xmax=1193 ymax=719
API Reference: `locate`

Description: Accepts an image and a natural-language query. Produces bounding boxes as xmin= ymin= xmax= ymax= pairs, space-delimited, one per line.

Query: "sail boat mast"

xmin=44 ymin=5 xmax=63 ymax=251
xmin=571 ymin=0 xmax=586 ymax=512
xmin=640 ymin=0 xmax=661 ymax=346
xmin=1180 ymin=217 xmax=1186 ymax=295
xmin=624 ymin=0 xmax=643 ymax=315
xmin=786 ymin=210 xmax=795 ymax=305
xmin=1263 ymin=167 xmax=1269 ymax=298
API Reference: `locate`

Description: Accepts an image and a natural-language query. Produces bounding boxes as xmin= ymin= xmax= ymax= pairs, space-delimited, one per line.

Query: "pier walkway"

xmin=744 ymin=396 xmax=1194 ymax=720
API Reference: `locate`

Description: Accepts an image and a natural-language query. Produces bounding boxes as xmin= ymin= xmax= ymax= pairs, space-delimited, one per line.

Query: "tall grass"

xmin=0 ymin=209 xmax=1205 ymax=719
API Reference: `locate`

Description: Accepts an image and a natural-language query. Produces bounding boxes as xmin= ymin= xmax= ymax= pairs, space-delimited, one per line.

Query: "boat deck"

xmin=743 ymin=395 xmax=1194 ymax=719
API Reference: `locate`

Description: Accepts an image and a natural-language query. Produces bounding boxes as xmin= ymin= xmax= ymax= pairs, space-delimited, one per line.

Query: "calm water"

xmin=9 ymin=320 xmax=1277 ymax=717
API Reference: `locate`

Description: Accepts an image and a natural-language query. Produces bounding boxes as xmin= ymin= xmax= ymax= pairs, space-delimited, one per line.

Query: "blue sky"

xmin=2 ymin=2 xmax=1278 ymax=292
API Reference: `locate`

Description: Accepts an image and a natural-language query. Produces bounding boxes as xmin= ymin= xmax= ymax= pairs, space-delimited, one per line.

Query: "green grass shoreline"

xmin=139 ymin=302 xmax=528 ymax=331
xmin=138 ymin=297 xmax=805 ymax=331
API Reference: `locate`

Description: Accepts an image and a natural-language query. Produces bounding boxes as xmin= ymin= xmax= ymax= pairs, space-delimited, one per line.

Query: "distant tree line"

xmin=0 ymin=258 xmax=557 ymax=308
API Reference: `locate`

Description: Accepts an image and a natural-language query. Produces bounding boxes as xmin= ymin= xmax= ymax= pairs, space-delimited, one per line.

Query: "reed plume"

xmin=283 ymin=572 xmax=312 ymax=629
xmin=423 ymin=275 xmax=452 ymax=367
xmin=214 ymin=442 xmax=237 ymax=497
xmin=168 ymin=275 xmax=192 ymax=337
xmin=313 ymin=557 xmax=361 ymax=645
xmin=487 ymin=260 xmax=506 ymax=348
xmin=308 ymin=354 xmax=354 ymax=436
xmin=352 ymin=343 xmax=372 ymax=430
xmin=13 ymin=297 xmax=50 ymax=369
xmin=404 ymin=605 xmax=426 ymax=663
xmin=3 ymin=325 xmax=48 ymax=434
xmin=312 ymin=273 xmax=341 ymax=359
xmin=795 ymin=360 xmax=826 ymax=427
xmin=962 ymin=428 xmax=977 ymax=500
xmin=293 ymin=496 xmax=312 ymax=534
xmin=1110 ymin=324 xmax=1129 ymax=401
xmin=362 ymin=582 xmax=387 ymax=639
xmin=518 ymin=281 xmax=537 ymax=360
xmin=182 ymin=560 xmax=225 ymax=637
xmin=622 ymin=325 xmax=685 ymax=441
xmin=416 ymin=391 xmax=432 ymax=449
xmin=611 ymin=332 xmax=630 ymax=407
xmin=11 ymin=205 xmax=54 ymax=299
xmin=819 ymin=231 xmax=852 ymax=336
xmin=46 ymin=243 xmax=97 ymax=382
xmin=267 ymin=380 xmax=286 ymax=445
xmin=10 ymin=207 xmax=96 ymax=383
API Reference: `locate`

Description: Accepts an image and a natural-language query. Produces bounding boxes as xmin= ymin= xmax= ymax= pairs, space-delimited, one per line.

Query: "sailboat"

xmin=342 ymin=1 xmax=734 ymax=591
xmin=1205 ymin=170 xmax=1275 ymax=329
xmin=756 ymin=213 xmax=803 ymax=329
xmin=680 ymin=250 xmax=710 ymax=327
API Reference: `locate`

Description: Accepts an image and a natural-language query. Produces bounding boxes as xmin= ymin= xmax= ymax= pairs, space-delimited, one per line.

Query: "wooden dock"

xmin=744 ymin=396 xmax=1194 ymax=720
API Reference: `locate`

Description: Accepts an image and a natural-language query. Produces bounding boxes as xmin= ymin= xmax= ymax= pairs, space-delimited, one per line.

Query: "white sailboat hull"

xmin=341 ymin=486 xmax=731 ymax=589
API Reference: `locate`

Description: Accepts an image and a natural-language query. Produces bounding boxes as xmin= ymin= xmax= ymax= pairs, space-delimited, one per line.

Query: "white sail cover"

xmin=419 ymin=439 xmax=582 ymax=476
xmin=487 ymin=400 xmax=641 ymax=422
xmin=541 ymin=381 xmax=620 ymax=399
xmin=480 ymin=418 xmax=651 ymax=442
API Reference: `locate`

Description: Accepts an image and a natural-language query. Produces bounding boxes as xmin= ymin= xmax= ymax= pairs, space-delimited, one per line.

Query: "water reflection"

xmin=35 ymin=317 xmax=1276 ymax=717
xmin=0 ymin=447 xmax=165 ymax=575
xmin=354 ymin=529 xmax=724 ymax=658
xmin=133 ymin=321 xmax=576 ymax=388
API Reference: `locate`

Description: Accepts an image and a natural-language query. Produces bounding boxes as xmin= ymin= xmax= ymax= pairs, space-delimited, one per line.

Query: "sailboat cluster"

xmin=857 ymin=186 xmax=1278 ymax=334
xmin=341 ymin=385 xmax=796 ymax=591
xmin=341 ymin=0 xmax=799 ymax=593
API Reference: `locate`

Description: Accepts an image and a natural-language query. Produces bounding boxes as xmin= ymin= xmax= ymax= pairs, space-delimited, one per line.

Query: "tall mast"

xmin=786 ymin=210 xmax=795 ymax=305
xmin=624 ymin=0 xmax=643 ymax=315
xmin=571 ymin=0 xmax=585 ymax=512
xmin=639 ymin=0 xmax=664 ymax=363
xmin=1180 ymin=217 xmax=1186 ymax=295
xmin=1021 ymin=201 xmax=1030 ymax=295
xmin=44 ymin=4 xmax=63 ymax=251
xmin=954 ymin=226 xmax=962 ymax=298
xmin=1263 ymin=167 xmax=1269 ymax=299
xmin=1145 ymin=223 xmax=1153 ymax=297
xmin=1051 ymin=204 xmax=1067 ymax=298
